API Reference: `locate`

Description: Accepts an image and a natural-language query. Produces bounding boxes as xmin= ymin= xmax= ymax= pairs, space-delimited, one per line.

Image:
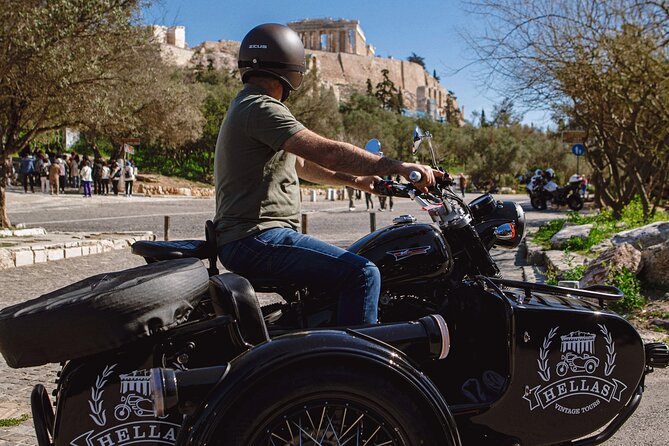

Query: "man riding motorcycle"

xmin=214 ymin=23 xmax=441 ymax=325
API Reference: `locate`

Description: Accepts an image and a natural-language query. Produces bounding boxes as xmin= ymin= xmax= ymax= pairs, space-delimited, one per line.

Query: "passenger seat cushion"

xmin=0 ymin=258 xmax=209 ymax=368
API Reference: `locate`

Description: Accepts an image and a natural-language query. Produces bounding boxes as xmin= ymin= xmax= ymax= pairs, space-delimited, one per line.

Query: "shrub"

xmin=608 ymin=268 xmax=645 ymax=314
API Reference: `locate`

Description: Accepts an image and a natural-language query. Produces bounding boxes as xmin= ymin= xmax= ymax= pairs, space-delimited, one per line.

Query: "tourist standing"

xmin=19 ymin=150 xmax=36 ymax=193
xmin=93 ymin=158 xmax=103 ymax=195
xmin=49 ymin=160 xmax=61 ymax=195
xmin=58 ymin=156 xmax=67 ymax=194
xmin=459 ymin=172 xmax=468 ymax=198
xmin=69 ymin=154 xmax=80 ymax=190
xmin=346 ymin=186 xmax=356 ymax=211
xmin=111 ymin=160 xmax=121 ymax=196
xmin=364 ymin=192 xmax=374 ymax=211
xmin=100 ymin=161 xmax=110 ymax=195
xmin=124 ymin=160 xmax=135 ymax=197
xmin=80 ymin=160 xmax=92 ymax=197
xmin=37 ymin=154 xmax=51 ymax=194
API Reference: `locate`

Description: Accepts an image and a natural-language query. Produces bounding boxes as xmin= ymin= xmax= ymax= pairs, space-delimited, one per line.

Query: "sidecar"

xmin=0 ymin=248 xmax=667 ymax=445
xmin=148 ymin=273 xmax=668 ymax=446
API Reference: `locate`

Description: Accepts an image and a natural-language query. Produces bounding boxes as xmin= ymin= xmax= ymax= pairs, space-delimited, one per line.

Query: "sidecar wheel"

xmin=567 ymin=194 xmax=584 ymax=211
xmin=217 ymin=363 xmax=448 ymax=446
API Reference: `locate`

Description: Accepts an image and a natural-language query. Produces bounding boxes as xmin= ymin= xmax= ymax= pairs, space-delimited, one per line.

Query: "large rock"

xmin=612 ymin=221 xmax=669 ymax=249
xmin=550 ymin=223 xmax=593 ymax=250
xmin=640 ymin=239 xmax=669 ymax=286
xmin=580 ymin=243 xmax=643 ymax=288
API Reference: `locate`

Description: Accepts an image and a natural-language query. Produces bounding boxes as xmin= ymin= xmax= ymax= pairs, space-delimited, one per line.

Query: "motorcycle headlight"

xmin=474 ymin=200 xmax=526 ymax=249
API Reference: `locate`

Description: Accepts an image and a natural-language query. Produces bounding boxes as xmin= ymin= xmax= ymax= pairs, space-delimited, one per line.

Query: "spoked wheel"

xmin=218 ymin=363 xmax=448 ymax=446
xmin=260 ymin=399 xmax=405 ymax=445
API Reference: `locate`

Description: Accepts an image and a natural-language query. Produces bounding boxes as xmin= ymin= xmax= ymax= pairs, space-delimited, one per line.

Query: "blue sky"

xmin=143 ymin=0 xmax=551 ymax=127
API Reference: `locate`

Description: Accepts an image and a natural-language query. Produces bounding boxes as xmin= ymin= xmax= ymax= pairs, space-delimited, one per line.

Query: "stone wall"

xmin=160 ymin=31 xmax=462 ymax=121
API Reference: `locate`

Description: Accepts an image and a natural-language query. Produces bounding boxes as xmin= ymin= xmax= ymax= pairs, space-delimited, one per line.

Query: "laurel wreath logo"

xmin=538 ymin=326 xmax=559 ymax=382
xmin=89 ymin=364 xmax=117 ymax=427
xmin=598 ymin=324 xmax=616 ymax=376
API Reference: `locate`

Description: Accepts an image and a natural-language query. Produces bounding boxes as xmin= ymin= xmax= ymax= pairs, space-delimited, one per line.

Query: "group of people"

xmin=16 ymin=148 xmax=138 ymax=197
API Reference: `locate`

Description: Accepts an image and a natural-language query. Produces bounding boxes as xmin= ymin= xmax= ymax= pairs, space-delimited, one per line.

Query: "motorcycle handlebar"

xmin=408 ymin=171 xmax=422 ymax=182
xmin=373 ymin=180 xmax=415 ymax=198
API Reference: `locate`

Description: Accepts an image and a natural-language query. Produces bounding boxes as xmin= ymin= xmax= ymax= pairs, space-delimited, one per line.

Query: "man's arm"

xmin=283 ymin=129 xmax=438 ymax=191
xmin=295 ymin=157 xmax=378 ymax=192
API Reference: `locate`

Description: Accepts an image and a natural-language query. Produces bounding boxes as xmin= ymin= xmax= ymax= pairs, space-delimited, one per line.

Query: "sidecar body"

xmin=1 ymin=257 xmax=666 ymax=446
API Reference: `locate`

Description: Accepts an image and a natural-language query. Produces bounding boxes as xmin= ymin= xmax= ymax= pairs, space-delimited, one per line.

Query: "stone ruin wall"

xmin=305 ymin=50 xmax=458 ymax=118
xmin=161 ymin=30 xmax=461 ymax=120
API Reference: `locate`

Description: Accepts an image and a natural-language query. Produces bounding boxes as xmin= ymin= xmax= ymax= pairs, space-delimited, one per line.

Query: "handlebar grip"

xmin=409 ymin=171 xmax=422 ymax=182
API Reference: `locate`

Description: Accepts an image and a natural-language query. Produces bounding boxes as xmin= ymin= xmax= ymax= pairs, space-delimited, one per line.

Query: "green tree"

xmin=466 ymin=0 xmax=669 ymax=217
xmin=374 ymin=69 xmax=404 ymax=114
xmin=407 ymin=52 xmax=426 ymax=69
xmin=0 ymin=0 xmax=204 ymax=227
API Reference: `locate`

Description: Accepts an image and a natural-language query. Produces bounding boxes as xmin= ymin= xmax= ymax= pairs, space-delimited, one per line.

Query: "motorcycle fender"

xmin=177 ymin=329 xmax=461 ymax=445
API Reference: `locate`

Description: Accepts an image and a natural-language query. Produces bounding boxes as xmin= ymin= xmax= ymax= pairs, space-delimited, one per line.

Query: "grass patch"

xmin=0 ymin=242 xmax=17 ymax=248
xmin=533 ymin=219 xmax=566 ymax=248
xmin=531 ymin=197 xmax=669 ymax=253
xmin=0 ymin=414 xmax=30 ymax=427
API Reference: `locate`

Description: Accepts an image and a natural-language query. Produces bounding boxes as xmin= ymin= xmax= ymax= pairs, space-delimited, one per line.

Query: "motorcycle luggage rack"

xmin=478 ymin=276 xmax=623 ymax=308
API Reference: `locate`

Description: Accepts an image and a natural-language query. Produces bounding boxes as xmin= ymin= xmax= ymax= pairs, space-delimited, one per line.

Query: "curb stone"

xmin=0 ymin=231 xmax=156 ymax=270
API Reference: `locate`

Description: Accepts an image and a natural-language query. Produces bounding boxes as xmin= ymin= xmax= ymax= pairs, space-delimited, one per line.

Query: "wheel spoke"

xmin=263 ymin=400 xmax=401 ymax=446
xmin=340 ymin=413 xmax=365 ymax=440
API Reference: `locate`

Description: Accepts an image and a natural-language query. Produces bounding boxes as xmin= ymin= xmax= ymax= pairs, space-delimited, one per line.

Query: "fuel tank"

xmin=347 ymin=222 xmax=452 ymax=286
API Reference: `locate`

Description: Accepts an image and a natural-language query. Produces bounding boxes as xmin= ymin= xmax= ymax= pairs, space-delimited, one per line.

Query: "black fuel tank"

xmin=347 ymin=222 xmax=452 ymax=286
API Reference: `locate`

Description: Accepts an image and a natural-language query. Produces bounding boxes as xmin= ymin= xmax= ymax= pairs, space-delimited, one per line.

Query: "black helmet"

xmin=238 ymin=23 xmax=306 ymax=97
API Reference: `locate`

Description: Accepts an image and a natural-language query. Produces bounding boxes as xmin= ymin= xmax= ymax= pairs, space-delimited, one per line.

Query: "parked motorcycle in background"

xmin=529 ymin=168 xmax=585 ymax=211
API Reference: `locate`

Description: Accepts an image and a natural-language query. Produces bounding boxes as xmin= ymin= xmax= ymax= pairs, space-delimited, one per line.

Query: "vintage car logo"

xmin=71 ymin=364 xmax=181 ymax=445
xmin=387 ymin=245 xmax=431 ymax=261
xmin=523 ymin=325 xmax=627 ymax=415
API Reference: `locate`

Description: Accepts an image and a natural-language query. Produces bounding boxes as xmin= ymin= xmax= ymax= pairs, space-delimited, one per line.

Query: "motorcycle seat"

xmin=132 ymin=220 xmax=218 ymax=263
xmin=132 ymin=239 xmax=214 ymax=262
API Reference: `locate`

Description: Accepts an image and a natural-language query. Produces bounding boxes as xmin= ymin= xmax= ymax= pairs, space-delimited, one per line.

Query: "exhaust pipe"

xmin=150 ymin=365 xmax=229 ymax=417
xmin=353 ymin=314 xmax=451 ymax=362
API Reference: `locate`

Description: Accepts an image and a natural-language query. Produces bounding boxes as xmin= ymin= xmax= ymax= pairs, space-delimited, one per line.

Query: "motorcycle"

xmin=0 ymin=127 xmax=667 ymax=446
xmin=529 ymin=174 xmax=585 ymax=211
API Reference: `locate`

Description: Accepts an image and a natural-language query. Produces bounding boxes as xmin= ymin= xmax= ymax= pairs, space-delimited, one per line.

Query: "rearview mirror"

xmin=412 ymin=126 xmax=424 ymax=153
xmin=364 ymin=139 xmax=382 ymax=155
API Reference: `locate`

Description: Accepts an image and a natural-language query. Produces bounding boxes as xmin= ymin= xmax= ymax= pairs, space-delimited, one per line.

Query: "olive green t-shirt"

xmin=214 ymin=84 xmax=306 ymax=245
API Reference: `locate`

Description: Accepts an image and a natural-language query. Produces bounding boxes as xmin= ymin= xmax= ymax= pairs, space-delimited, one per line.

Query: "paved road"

xmin=1 ymin=190 xmax=666 ymax=445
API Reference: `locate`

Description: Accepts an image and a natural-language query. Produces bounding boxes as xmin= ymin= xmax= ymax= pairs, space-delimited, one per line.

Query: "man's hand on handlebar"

xmin=353 ymin=175 xmax=383 ymax=193
xmin=400 ymin=163 xmax=443 ymax=192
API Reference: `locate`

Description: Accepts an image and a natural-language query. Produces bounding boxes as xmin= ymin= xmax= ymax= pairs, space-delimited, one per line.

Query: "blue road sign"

xmin=571 ymin=144 xmax=586 ymax=156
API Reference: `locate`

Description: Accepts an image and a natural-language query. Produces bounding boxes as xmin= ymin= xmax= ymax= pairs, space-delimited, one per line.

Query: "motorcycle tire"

xmin=567 ymin=194 xmax=584 ymax=211
xmin=0 ymin=258 xmax=208 ymax=368
xmin=217 ymin=363 xmax=450 ymax=446
xmin=531 ymin=196 xmax=547 ymax=210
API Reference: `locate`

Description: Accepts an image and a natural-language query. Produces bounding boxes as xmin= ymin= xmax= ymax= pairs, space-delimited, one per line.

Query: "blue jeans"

xmin=218 ymin=228 xmax=380 ymax=325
